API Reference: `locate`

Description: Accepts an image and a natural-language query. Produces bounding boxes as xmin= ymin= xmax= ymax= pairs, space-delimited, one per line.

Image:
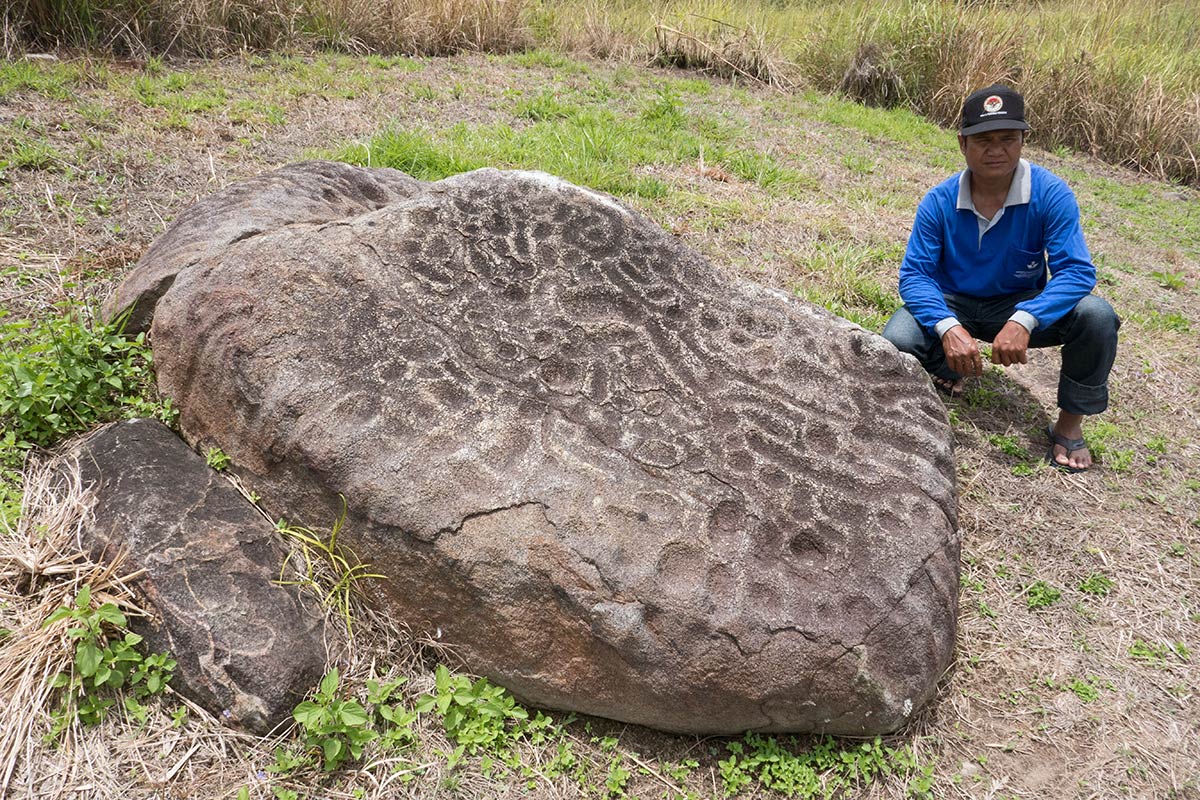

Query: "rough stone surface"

xmin=70 ymin=418 xmax=329 ymax=735
xmin=112 ymin=161 xmax=959 ymax=735
xmin=103 ymin=160 xmax=422 ymax=334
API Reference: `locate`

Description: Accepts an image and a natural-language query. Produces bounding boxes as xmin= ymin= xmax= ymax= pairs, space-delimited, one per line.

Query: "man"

xmin=882 ymin=84 xmax=1119 ymax=473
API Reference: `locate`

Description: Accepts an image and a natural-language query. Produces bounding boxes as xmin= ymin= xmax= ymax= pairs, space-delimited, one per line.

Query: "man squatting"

xmin=883 ymin=84 xmax=1120 ymax=473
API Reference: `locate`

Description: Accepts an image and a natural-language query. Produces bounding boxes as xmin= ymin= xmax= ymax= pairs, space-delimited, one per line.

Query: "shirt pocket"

xmin=1001 ymin=246 xmax=1046 ymax=291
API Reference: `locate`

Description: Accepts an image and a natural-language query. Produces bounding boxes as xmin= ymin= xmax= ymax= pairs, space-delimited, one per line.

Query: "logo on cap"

xmin=983 ymin=95 xmax=1004 ymax=113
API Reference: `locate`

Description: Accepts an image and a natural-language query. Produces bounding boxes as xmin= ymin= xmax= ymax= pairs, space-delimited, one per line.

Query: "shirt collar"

xmin=956 ymin=158 xmax=1031 ymax=212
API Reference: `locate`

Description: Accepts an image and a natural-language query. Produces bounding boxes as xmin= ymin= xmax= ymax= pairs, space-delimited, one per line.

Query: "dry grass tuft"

xmin=0 ymin=238 xmax=72 ymax=319
xmin=1025 ymin=59 xmax=1200 ymax=180
xmin=547 ymin=0 xmax=642 ymax=61
xmin=651 ymin=14 xmax=793 ymax=90
xmin=338 ymin=0 xmax=532 ymax=57
xmin=0 ymin=454 xmax=143 ymax=797
xmin=917 ymin=20 xmax=1024 ymax=128
xmin=840 ymin=43 xmax=904 ymax=109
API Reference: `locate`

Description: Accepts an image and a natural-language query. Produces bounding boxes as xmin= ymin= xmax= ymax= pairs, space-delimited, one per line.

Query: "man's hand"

xmin=941 ymin=325 xmax=983 ymax=377
xmin=991 ymin=320 xmax=1030 ymax=367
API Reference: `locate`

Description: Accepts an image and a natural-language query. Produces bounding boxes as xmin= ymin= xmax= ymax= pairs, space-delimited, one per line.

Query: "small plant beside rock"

xmin=204 ymin=446 xmax=231 ymax=471
xmin=274 ymin=500 xmax=382 ymax=638
xmin=1024 ymin=581 xmax=1062 ymax=610
xmin=292 ymin=667 xmax=377 ymax=771
xmin=0 ymin=307 xmax=170 ymax=460
xmin=0 ymin=304 xmax=175 ymax=532
xmin=277 ymin=661 xmax=567 ymax=782
xmin=42 ymin=584 xmax=177 ymax=739
xmin=414 ymin=664 xmax=555 ymax=766
xmin=716 ymin=732 xmax=934 ymax=799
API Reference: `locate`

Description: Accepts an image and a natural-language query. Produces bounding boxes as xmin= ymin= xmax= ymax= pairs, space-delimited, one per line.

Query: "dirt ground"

xmin=1 ymin=50 xmax=1197 ymax=799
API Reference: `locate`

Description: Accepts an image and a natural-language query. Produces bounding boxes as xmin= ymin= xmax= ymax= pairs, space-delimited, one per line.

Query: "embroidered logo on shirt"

xmin=1015 ymin=261 xmax=1042 ymax=277
xmin=984 ymin=95 xmax=1004 ymax=112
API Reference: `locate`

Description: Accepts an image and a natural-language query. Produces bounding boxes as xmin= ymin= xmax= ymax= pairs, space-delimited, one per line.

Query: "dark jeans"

xmin=881 ymin=290 xmax=1120 ymax=415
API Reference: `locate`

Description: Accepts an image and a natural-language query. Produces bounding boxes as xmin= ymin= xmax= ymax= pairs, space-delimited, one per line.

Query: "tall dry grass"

xmin=652 ymin=15 xmax=794 ymax=88
xmin=3 ymin=0 xmax=529 ymax=56
xmin=536 ymin=0 xmax=1200 ymax=184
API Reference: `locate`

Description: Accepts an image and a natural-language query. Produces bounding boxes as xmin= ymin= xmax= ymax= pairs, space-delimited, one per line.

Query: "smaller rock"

xmin=69 ymin=418 xmax=329 ymax=734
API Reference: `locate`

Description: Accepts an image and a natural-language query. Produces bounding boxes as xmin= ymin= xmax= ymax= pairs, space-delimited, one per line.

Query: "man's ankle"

xmin=1055 ymin=411 xmax=1085 ymax=437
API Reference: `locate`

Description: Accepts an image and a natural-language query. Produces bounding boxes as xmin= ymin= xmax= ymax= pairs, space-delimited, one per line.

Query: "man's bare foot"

xmin=1048 ymin=412 xmax=1092 ymax=472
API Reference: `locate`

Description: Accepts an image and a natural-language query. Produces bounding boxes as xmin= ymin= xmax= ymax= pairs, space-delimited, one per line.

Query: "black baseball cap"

xmin=960 ymin=84 xmax=1030 ymax=136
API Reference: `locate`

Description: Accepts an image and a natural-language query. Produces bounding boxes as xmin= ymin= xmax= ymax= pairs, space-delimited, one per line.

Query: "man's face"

xmin=958 ymin=129 xmax=1024 ymax=182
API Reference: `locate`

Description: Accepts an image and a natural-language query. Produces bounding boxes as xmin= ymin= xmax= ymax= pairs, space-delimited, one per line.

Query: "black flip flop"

xmin=1045 ymin=424 xmax=1089 ymax=473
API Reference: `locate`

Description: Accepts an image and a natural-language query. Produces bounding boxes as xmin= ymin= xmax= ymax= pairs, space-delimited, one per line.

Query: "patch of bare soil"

xmin=1 ymin=50 xmax=1197 ymax=800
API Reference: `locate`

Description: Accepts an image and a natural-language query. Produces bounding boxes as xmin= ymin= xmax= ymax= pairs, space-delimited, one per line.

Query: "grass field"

xmin=6 ymin=0 xmax=1200 ymax=184
xmin=1 ymin=44 xmax=1198 ymax=800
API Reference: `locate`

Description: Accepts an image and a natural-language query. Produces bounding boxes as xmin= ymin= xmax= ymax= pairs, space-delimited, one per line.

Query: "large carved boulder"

xmin=110 ymin=161 xmax=959 ymax=735
xmin=70 ymin=418 xmax=329 ymax=735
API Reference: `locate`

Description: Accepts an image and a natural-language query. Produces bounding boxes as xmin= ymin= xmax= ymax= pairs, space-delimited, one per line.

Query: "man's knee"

xmin=1072 ymin=295 xmax=1121 ymax=337
xmin=881 ymin=307 xmax=926 ymax=354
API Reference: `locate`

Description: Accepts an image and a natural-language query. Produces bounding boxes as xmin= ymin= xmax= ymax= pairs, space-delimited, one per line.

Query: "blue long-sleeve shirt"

xmin=899 ymin=159 xmax=1097 ymax=335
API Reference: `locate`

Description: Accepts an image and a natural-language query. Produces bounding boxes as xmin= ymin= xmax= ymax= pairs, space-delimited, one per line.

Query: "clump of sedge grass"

xmin=274 ymin=496 xmax=383 ymax=639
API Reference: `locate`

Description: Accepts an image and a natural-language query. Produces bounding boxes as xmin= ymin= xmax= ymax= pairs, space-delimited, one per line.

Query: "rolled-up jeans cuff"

xmin=1058 ymin=373 xmax=1108 ymax=415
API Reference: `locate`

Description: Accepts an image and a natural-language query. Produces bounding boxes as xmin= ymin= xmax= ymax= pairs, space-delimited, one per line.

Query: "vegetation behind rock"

xmin=5 ymin=0 xmax=1198 ymax=183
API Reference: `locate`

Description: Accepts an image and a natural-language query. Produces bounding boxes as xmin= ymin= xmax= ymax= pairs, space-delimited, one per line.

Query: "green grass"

xmin=0 ymin=59 xmax=85 ymax=100
xmin=2 ymin=137 xmax=67 ymax=171
xmin=363 ymin=54 xmax=424 ymax=71
xmin=1081 ymin=177 xmax=1200 ymax=256
xmin=986 ymin=433 xmax=1031 ymax=461
xmin=504 ymin=49 xmax=588 ymax=72
xmin=326 ymin=82 xmax=806 ymax=201
xmin=1128 ymin=308 xmax=1191 ymax=334
xmin=787 ymin=241 xmax=902 ymax=330
xmin=1025 ymin=580 xmax=1062 ymax=610
xmin=131 ymin=71 xmax=227 ymax=113
xmin=805 ymin=93 xmax=953 ymax=156
xmin=1067 ymin=677 xmax=1101 ymax=703
xmin=514 ymin=89 xmax=579 ymax=121
xmin=274 ymin=499 xmax=383 ymax=639
xmin=1086 ymin=420 xmax=1137 ymax=471
xmin=1078 ymin=573 xmax=1115 ymax=596
xmin=1128 ymin=638 xmax=1187 ymax=666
